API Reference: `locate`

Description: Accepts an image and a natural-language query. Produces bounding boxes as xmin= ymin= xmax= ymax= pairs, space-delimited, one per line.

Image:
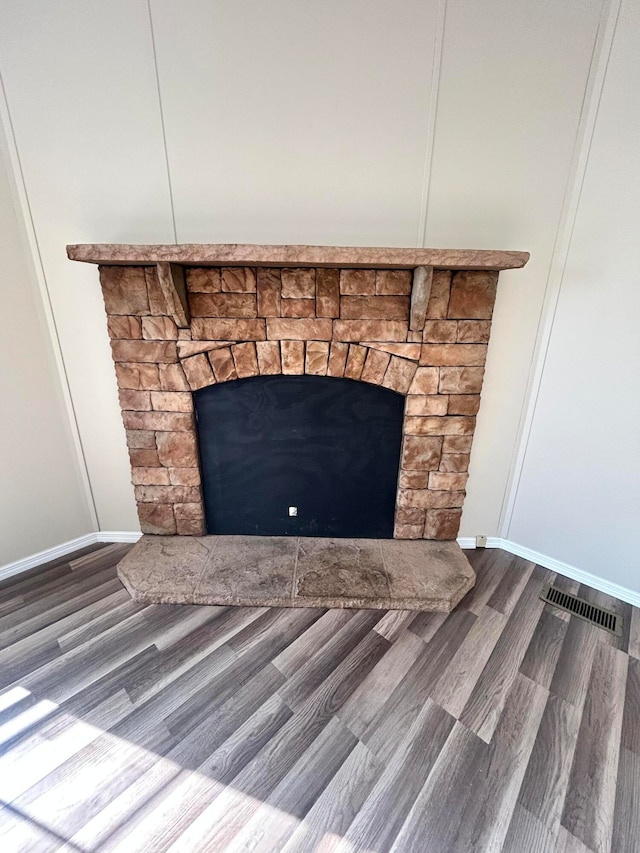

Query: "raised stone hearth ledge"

xmin=67 ymin=243 xmax=529 ymax=271
xmin=117 ymin=535 xmax=475 ymax=612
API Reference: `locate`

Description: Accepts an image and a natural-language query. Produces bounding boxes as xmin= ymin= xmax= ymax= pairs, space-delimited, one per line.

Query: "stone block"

xmin=408 ymin=367 xmax=439 ymax=395
xmin=410 ymin=266 xmax=432 ymax=332
xmin=305 ymin=341 xmax=330 ymax=375
xmin=381 ymin=356 xmax=417 ymax=394
xmin=209 ymin=347 xmax=238 ymax=382
xmin=256 ymin=341 xmax=281 ymax=375
xmin=420 ymin=344 xmax=487 ymax=366
xmin=398 ymin=470 xmax=430 ymax=489
xmin=344 ymin=345 xmax=367 ymax=380
xmin=111 ymin=340 xmax=177 ymax=363
xmin=362 ymin=342 xmax=421 ymax=360
xmin=99 ymin=266 xmax=149 ymax=315
xmin=401 ymin=435 xmax=442 ymax=470
xmin=190 ymin=293 xmax=257 ymax=318
xmin=178 ymin=341 xmax=233 ymax=358
xmin=267 ymin=318 xmax=332 ymax=340
xmin=333 ymin=320 xmax=407 ymax=342
xmin=116 ymin=363 xmax=161 ymax=391
xmin=407 ymin=330 xmax=423 ymax=342
xmin=424 ymin=508 xmax=462 ymax=540
xmin=125 ymin=429 xmax=156 ymax=449
xmin=448 ymin=271 xmax=498 ymax=319
xmin=406 ymin=395 xmax=448 ymax=416
xmin=131 ymin=466 xmax=170 ymax=486
xmin=428 ymin=472 xmax=469 ymax=491
xmin=360 ymin=348 xmax=390 ymax=384
xmin=191 ymin=318 xmax=266 ymax=341
xmin=156 ymin=430 xmax=198 ymax=468
xmin=186 ymin=268 xmax=222 ymax=293
xmin=426 ymin=270 xmax=451 ymax=319
xmin=281 ymin=268 xmax=315 ymax=298
xmin=394 ymin=523 xmax=424 ymax=539
xmin=122 ymin=411 xmax=193 ymax=432
xmin=129 ymin=447 xmax=160 ymax=467
xmin=181 ymin=353 xmax=215 ymax=390
xmin=107 ymin=316 xmax=142 ymax=339
xmin=168 ymin=468 xmax=201 ymax=486
xmin=232 ymin=342 xmax=259 ymax=378
xmin=159 ymin=363 xmax=189 ymax=391
xmin=395 ymin=507 xmax=425 ymax=525
xmin=405 ymin=416 xmax=475 ymax=435
xmin=137 ymin=503 xmax=176 ymax=535
xmin=439 ymin=366 xmax=485 ymax=394
xmin=145 ymin=267 xmax=168 ymax=315
xmin=457 ymin=319 xmax=491 ymax=343
xmin=397 ymin=489 xmax=465 ymax=509
xmin=257 ymin=269 xmax=282 ymax=317
xmin=174 ymin=503 xmax=206 ymax=535
xmin=443 ymin=435 xmax=473 ymax=453
xmin=150 ymin=391 xmax=193 ymax=412
xmin=440 ymin=453 xmax=470 ymax=473
xmin=281 ymin=340 xmax=305 ymax=374
xmin=316 ymin=269 xmax=340 ymax=317
xmin=327 ymin=341 xmax=349 ymax=377
xmin=118 ymin=389 xmax=151 ymax=411
xmin=141 ymin=316 xmax=179 ymax=341
xmin=340 ymin=269 xmax=375 ymax=295
xmin=281 ymin=298 xmax=315 ymax=318
xmin=340 ymin=296 xmax=409 ymax=320
xmin=134 ymin=484 xmax=201 ymax=504
xmin=376 ymin=269 xmax=411 ymax=295
xmin=178 ymin=329 xmax=192 ymax=340
xmin=221 ymin=267 xmax=256 ymax=293
xmin=423 ymin=320 xmax=457 ymax=343
xmin=448 ymin=394 xmax=481 ymax=415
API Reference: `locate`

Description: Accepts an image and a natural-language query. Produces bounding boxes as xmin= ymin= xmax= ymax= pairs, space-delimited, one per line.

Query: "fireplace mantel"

xmin=69 ymin=241 xmax=529 ymax=610
xmin=67 ymin=242 xmax=529 ymax=271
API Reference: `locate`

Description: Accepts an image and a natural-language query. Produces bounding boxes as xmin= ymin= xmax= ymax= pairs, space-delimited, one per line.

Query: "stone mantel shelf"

xmin=66 ymin=243 xmax=529 ymax=271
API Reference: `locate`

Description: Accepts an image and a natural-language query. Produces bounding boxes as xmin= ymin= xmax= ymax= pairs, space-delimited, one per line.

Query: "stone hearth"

xmin=69 ymin=242 xmax=528 ymax=611
xmin=117 ymin=535 xmax=475 ymax=611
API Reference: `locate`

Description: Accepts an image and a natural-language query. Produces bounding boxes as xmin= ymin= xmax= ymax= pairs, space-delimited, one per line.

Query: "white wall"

xmin=0 ymin=126 xmax=93 ymax=564
xmin=1 ymin=0 xmax=637 ymax=593
xmin=507 ymin=0 xmax=640 ymax=591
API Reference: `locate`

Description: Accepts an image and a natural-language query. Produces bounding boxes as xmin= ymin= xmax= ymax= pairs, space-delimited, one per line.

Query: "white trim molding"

xmin=0 ymin=531 xmax=141 ymax=583
xmin=3 ymin=531 xmax=637 ymax=611
xmin=458 ymin=536 xmax=640 ymax=609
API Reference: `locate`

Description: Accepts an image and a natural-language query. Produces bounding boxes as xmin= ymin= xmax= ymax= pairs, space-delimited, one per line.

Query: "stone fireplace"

xmin=68 ymin=243 xmax=528 ymax=611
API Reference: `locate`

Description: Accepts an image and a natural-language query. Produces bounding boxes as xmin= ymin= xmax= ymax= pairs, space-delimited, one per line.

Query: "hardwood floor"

xmin=0 ymin=543 xmax=637 ymax=852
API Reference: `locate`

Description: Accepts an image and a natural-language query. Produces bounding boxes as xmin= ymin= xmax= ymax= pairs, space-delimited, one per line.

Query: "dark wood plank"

xmin=391 ymin=672 xmax=547 ymax=852
xmin=561 ymin=641 xmax=628 ymax=851
xmin=281 ymin=741 xmax=382 ymax=852
xmin=520 ymin=608 xmax=569 ymax=689
xmin=611 ymin=747 xmax=640 ymax=853
xmin=362 ymin=607 xmax=476 ymax=760
xmin=460 ymin=565 xmax=551 ymax=742
xmin=342 ymin=699 xmax=455 ymax=852
xmin=518 ymin=693 xmax=581 ymax=832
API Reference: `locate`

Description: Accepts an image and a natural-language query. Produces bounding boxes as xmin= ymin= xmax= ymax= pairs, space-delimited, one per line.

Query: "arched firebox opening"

xmin=195 ymin=374 xmax=404 ymax=538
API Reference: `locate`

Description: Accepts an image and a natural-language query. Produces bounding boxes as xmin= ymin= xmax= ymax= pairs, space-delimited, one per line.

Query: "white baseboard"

xmin=0 ymin=531 xmax=142 ymax=583
xmin=95 ymin=531 xmax=142 ymax=544
xmin=458 ymin=536 xmax=640 ymax=609
xmin=3 ymin=531 xmax=638 ymax=609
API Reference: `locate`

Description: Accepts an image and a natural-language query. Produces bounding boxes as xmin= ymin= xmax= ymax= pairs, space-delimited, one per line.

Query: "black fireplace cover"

xmin=194 ymin=374 xmax=404 ymax=538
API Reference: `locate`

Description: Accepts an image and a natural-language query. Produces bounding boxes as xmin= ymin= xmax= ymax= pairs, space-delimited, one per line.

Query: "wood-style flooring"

xmin=0 ymin=543 xmax=638 ymax=852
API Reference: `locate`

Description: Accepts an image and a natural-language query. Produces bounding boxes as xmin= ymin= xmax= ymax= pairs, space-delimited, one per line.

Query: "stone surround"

xmin=70 ymin=244 xmax=528 ymax=543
